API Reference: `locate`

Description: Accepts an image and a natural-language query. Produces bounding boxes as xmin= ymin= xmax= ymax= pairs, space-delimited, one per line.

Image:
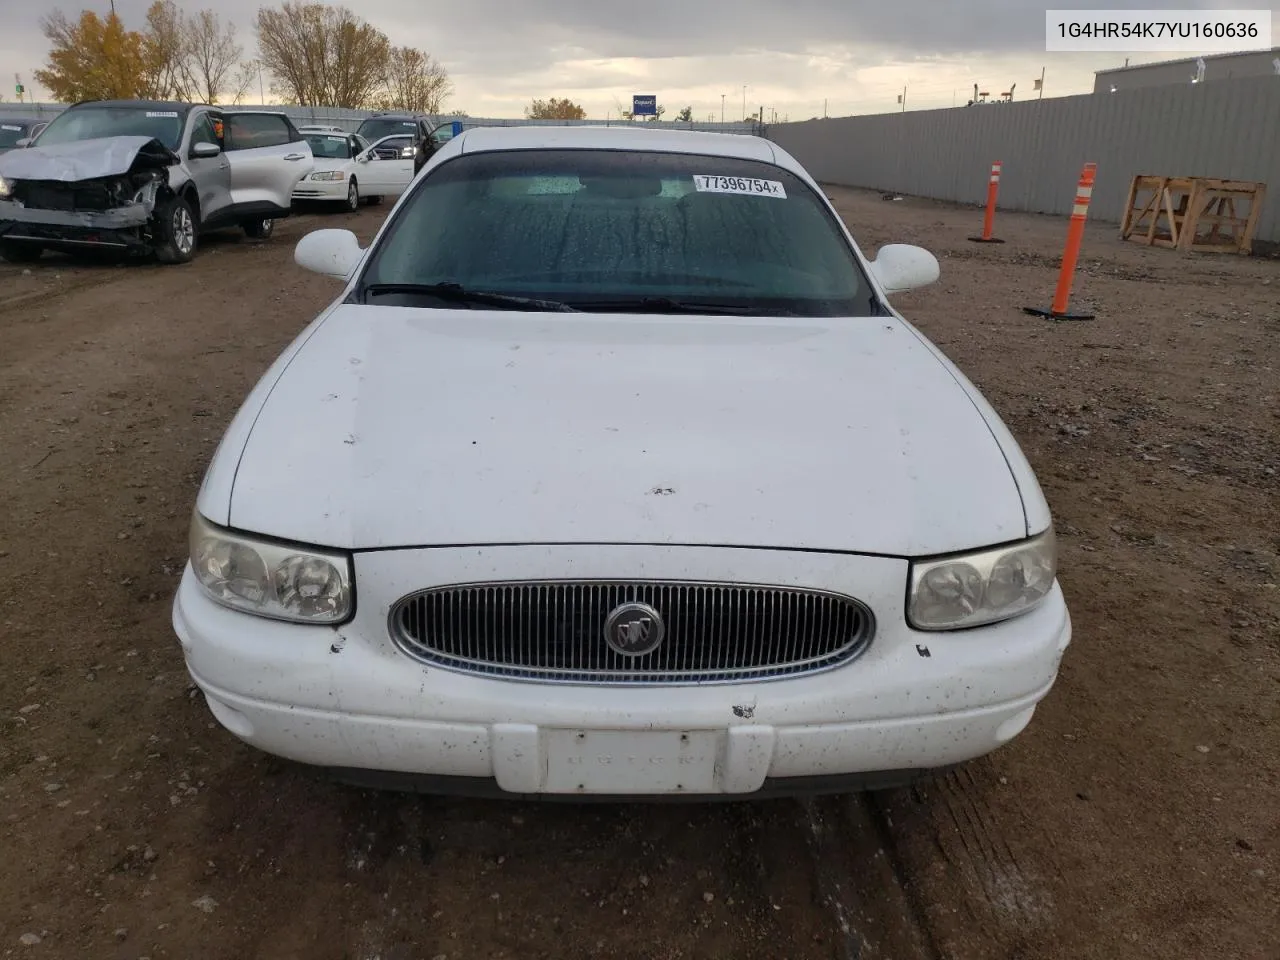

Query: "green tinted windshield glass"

xmin=360 ymin=149 xmax=873 ymax=317
xmin=35 ymin=106 xmax=187 ymax=151
xmin=306 ymin=134 xmax=353 ymax=159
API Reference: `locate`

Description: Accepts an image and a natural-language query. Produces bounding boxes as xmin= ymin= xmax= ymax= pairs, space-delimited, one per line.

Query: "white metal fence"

xmin=0 ymin=102 xmax=761 ymax=137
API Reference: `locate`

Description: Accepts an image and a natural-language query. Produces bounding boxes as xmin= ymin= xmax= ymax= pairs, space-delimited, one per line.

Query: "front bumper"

xmin=172 ymin=544 xmax=1072 ymax=797
xmin=0 ymin=209 xmax=150 ymax=251
xmin=292 ymin=178 xmax=349 ymax=201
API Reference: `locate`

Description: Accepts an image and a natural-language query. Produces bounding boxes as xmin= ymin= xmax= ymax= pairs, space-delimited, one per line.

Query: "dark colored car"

xmin=354 ymin=112 xmax=444 ymax=177
xmin=0 ymin=119 xmax=47 ymax=154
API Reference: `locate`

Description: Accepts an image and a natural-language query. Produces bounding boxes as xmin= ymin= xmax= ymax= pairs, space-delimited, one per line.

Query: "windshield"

xmin=356 ymin=117 xmax=419 ymax=142
xmin=34 ymin=106 xmax=187 ymax=151
xmin=0 ymin=122 xmax=32 ymax=148
xmin=359 ymin=149 xmax=874 ymax=316
xmin=305 ymin=133 xmax=353 ymax=159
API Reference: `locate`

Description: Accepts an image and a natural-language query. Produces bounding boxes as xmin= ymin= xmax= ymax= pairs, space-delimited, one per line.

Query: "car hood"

xmin=226 ymin=305 xmax=1028 ymax=555
xmin=0 ymin=135 xmax=177 ymax=181
xmin=309 ymin=157 xmax=351 ymax=173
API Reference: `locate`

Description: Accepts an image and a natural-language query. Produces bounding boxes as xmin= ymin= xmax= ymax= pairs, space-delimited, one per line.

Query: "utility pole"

xmin=823 ymin=97 xmax=827 ymax=118
xmin=257 ymin=61 xmax=264 ymax=104
xmin=1038 ymin=66 xmax=1046 ymax=99
xmin=742 ymin=84 xmax=747 ymax=121
xmin=720 ymin=93 xmax=725 ymax=124
xmin=901 ymin=85 xmax=907 ymax=112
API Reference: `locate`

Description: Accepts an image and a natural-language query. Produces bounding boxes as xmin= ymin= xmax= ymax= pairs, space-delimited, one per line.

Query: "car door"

xmin=358 ymin=135 xmax=415 ymax=196
xmin=182 ymin=110 xmax=232 ymax=226
xmin=221 ymin=112 xmax=314 ymax=219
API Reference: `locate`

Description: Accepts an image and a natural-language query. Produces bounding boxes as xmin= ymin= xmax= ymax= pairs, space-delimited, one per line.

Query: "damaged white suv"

xmin=0 ymin=99 xmax=314 ymax=264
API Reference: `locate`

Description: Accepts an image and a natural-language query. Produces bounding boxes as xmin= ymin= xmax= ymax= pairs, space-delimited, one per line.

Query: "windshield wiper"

xmin=363 ymin=282 xmax=579 ymax=312
xmin=571 ymin=296 xmax=763 ymax=316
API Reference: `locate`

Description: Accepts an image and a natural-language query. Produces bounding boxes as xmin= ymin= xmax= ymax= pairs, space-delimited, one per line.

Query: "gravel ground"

xmin=1 ymin=186 xmax=1277 ymax=960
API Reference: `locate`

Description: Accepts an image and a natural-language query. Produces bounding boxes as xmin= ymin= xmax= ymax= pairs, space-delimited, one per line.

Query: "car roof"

xmin=455 ymin=125 xmax=780 ymax=165
xmin=70 ymin=99 xmax=197 ymax=111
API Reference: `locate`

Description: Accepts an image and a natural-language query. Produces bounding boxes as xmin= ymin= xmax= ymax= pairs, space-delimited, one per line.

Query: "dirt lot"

xmin=1 ymin=188 xmax=1277 ymax=960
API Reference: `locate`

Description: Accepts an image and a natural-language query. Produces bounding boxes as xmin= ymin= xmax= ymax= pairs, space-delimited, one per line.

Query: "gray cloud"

xmin=2 ymin=0 xmax=1274 ymax=114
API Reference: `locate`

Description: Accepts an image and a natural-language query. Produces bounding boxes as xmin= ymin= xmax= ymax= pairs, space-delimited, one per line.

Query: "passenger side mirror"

xmin=295 ymin=229 xmax=364 ymax=280
xmin=868 ymin=244 xmax=940 ymax=294
xmin=15 ymin=138 xmax=32 ymax=148
xmin=191 ymin=141 xmax=221 ymax=159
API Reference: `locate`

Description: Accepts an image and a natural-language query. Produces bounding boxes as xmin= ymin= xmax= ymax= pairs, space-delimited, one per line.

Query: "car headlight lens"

xmin=310 ymin=170 xmax=346 ymax=181
xmin=189 ymin=512 xmax=353 ymax=624
xmin=0 ymin=176 xmax=12 ymax=199
xmin=908 ymin=529 xmax=1056 ymax=630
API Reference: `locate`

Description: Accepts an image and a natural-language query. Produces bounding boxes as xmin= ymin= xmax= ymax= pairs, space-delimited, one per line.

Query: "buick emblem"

xmin=603 ymin=602 xmax=665 ymax=657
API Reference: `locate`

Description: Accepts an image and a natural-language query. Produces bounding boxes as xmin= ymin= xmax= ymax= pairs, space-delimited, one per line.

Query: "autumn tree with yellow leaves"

xmin=525 ymin=98 xmax=587 ymax=120
xmin=37 ymin=2 xmax=250 ymax=104
xmin=34 ymin=2 xmax=452 ymax=110
xmin=35 ymin=9 xmax=150 ymax=102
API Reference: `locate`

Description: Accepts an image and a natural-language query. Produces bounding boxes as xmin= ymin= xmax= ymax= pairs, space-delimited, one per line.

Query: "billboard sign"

xmin=632 ymin=95 xmax=657 ymax=117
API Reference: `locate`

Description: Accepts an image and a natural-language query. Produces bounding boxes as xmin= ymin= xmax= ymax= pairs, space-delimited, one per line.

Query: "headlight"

xmin=0 ymin=176 xmax=12 ymax=199
xmin=310 ymin=171 xmax=346 ymax=181
xmin=189 ymin=512 xmax=353 ymax=624
xmin=907 ymin=529 xmax=1056 ymax=631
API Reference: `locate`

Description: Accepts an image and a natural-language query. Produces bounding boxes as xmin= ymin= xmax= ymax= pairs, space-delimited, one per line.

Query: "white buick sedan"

xmin=172 ymin=125 xmax=1071 ymax=798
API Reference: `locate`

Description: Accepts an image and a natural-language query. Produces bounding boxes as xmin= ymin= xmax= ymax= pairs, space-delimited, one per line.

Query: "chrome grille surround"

xmin=388 ymin=580 xmax=875 ymax=685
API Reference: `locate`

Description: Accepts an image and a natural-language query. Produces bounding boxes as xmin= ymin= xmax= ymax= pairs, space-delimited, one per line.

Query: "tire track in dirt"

xmin=1 ymin=205 xmax=938 ymax=960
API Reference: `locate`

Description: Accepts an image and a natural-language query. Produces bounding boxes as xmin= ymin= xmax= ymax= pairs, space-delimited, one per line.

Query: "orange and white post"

xmin=1025 ymin=162 xmax=1098 ymax=320
xmin=968 ymin=161 xmax=1005 ymax=243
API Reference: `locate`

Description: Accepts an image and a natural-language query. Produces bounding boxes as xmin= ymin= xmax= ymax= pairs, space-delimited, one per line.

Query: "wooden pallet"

xmin=1120 ymin=175 xmax=1266 ymax=255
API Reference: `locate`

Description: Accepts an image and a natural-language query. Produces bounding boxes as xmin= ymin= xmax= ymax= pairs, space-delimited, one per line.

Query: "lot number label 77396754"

xmin=693 ymin=175 xmax=787 ymax=198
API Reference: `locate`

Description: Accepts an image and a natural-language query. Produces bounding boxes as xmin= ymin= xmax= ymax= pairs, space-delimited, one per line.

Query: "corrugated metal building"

xmin=1094 ymin=47 xmax=1280 ymax=93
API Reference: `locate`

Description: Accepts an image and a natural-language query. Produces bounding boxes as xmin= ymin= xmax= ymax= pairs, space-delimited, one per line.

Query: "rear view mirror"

xmin=868 ymin=244 xmax=940 ymax=294
xmin=191 ymin=141 xmax=221 ymax=159
xmin=295 ymin=228 xmax=364 ymax=280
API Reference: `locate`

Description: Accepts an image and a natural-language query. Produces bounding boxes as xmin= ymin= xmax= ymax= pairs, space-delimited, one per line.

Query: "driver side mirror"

xmin=191 ymin=141 xmax=221 ymax=159
xmin=868 ymin=244 xmax=940 ymax=295
xmin=295 ymin=228 xmax=364 ymax=280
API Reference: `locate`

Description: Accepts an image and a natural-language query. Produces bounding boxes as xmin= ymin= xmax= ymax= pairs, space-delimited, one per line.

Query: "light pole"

xmin=720 ymin=93 xmax=725 ymax=124
xmin=742 ymin=84 xmax=747 ymax=121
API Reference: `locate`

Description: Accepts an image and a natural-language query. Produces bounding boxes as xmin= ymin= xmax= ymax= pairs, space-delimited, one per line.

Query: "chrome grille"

xmin=389 ymin=581 xmax=873 ymax=684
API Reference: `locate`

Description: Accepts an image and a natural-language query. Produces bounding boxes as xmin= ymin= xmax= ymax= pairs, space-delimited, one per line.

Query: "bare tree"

xmin=183 ymin=9 xmax=241 ymax=103
xmin=255 ymin=2 xmax=390 ymax=108
xmin=228 ymin=60 xmax=260 ymax=105
xmin=142 ymin=1 xmax=192 ymax=100
xmin=379 ymin=47 xmax=452 ymax=113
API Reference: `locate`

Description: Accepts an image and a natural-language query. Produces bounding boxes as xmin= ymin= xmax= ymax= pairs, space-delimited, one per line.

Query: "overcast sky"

xmin=1 ymin=0 xmax=1276 ymax=118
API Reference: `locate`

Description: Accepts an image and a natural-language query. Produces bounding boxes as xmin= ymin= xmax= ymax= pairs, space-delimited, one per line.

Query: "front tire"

xmin=243 ymin=218 xmax=275 ymax=240
xmin=154 ymin=195 xmax=197 ymax=264
xmin=344 ymin=178 xmax=360 ymax=212
xmin=0 ymin=241 xmax=44 ymax=264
